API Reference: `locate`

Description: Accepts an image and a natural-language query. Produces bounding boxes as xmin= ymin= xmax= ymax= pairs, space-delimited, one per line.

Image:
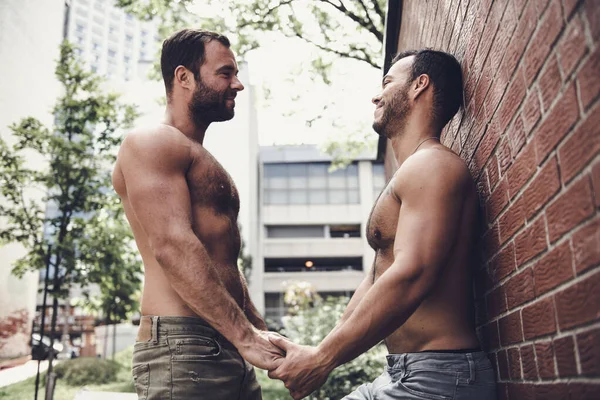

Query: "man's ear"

xmin=412 ymin=74 xmax=430 ymax=100
xmin=174 ymin=65 xmax=193 ymax=91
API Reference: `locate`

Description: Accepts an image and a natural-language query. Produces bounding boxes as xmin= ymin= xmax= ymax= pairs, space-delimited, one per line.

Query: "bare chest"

xmin=186 ymin=148 xmax=240 ymax=218
xmin=366 ymin=184 xmax=400 ymax=251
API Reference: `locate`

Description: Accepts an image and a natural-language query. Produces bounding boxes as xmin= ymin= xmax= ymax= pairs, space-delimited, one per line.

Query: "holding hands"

xmin=266 ymin=333 xmax=335 ymax=400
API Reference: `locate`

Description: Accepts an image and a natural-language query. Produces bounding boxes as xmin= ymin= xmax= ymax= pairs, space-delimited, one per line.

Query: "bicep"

xmin=392 ymin=164 xmax=466 ymax=282
xmin=120 ymin=138 xmax=193 ymax=248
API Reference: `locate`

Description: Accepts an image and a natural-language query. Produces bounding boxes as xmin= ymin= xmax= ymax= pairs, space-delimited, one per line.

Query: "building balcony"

xmin=263 ymin=237 xmax=364 ymax=258
xmin=263 ymin=270 xmax=364 ymax=292
xmin=263 ymin=204 xmax=363 ymax=224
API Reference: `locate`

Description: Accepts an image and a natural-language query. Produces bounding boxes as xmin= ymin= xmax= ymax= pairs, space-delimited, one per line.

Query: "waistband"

xmin=386 ymin=350 xmax=490 ymax=372
xmin=137 ymin=315 xmax=237 ymax=351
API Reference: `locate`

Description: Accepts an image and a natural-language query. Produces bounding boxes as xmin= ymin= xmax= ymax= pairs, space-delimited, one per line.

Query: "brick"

xmin=487 ymin=285 xmax=507 ymax=319
xmin=534 ymin=0 xmax=550 ymax=18
xmin=546 ymin=176 xmax=595 ymax=243
xmin=487 ymin=1 xmax=517 ymax=74
xmin=522 ymin=157 xmax=560 ymax=220
xmin=555 ymin=271 xmax=600 ymax=330
xmin=499 ymin=198 xmax=525 ymax=244
xmin=572 ymin=218 xmax=600 ymax=274
xmin=569 ymin=383 xmax=600 ymax=400
xmin=507 ymin=347 xmax=522 ymax=380
xmin=558 ymin=15 xmax=588 ymax=78
xmin=520 ymin=344 xmax=538 ymax=379
xmin=482 ymin=320 xmax=500 ymax=351
xmin=522 ymin=89 xmax=541 ymax=135
xmin=534 ymin=383 xmax=569 ymax=400
xmin=506 ymin=268 xmax=535 ymax=309
xmin=523 ymin=297 xmax=556 ymax=339
xmin=554 ymin=335 xmax=578 ymax=377
xmin=538 ymin=55 xmax=562 ymax=112
xmin=499 ymin=311 xmax=523 ymax=346
xmin=515 ymin=216 xmax=547 ymax=266
xmin=484 ymin=71 xmax=509 ymax=121
xmin=523 ymin=1 xmax=564 ymax=85
xmin=500 ymin=1 xmax=536 ymax=81
xmin=577 ymin=328 xmax=600 ymax=375
xmin=535 ymin=83 xmax=580 ymax=164
xmin=535 ymin=341 xmax=556 ymax=379
xmin=585 ymin=0 xmax=600 ymax=41
xmin=473 ymin=120 xmax=501 ymax=175
xmin=507 ymin=140 xmax=537 ymax=198
xmin=496 ymin=69 xmax=526 ymax=133
xmin=490 ymin=242 xmax=516 ymax=281
xmin=578 ymin=46 xmax=600 ymax=109
xmin=486 ymin=179 xmax=509 ymax=222
xmin=508 ymin=116 xmax=526 ymax=157
xmin=533 ymin=241 xmax=574 ymax=295
xmin=559 ymin=100 xmax=600 ymax=183
xmin=488 ymin=154 xmax=501 ymax=190
xmin=497 ymin=349 xmax=510 ymax=380
xmin=507 ymin=383 xmax=534 ymax=400
xmin=497 ymin=138 xmax=513 ymax=175
xmin=593 ymin=160 xmax=600 ymax=207
xmin=483 ymin=224 xmax=501 ymax=259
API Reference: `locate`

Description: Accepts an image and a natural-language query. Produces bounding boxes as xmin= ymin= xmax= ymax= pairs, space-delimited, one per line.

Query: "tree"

xmin=0 ymin=40 xmax=139 ymax=367
xmin=281 ymin=284 xmax=386 ymax=400
xmin=116 ymin=0 xmax=385 ymax=72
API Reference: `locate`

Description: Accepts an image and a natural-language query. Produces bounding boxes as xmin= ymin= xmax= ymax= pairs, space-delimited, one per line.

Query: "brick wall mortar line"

xmin=482 ymin=264 xmax=600 ymax=322
xmin=573 ymin=334 xmax=583 ymax=375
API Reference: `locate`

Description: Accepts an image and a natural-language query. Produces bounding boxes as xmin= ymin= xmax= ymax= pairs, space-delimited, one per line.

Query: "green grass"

xmin=0 ymin=347 xmax=135 ymax=400
xmin=0 ymin=347 xmax=291 ymax=400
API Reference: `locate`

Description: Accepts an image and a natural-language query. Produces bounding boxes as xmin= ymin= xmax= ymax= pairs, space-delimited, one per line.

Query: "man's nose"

xmin=372 ymin=94 xmax=381 ymax=105
xmin=232 ymin=76 xmax=245 ymax=92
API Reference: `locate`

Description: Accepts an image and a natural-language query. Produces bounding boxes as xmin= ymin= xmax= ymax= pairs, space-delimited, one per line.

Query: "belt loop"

xmin=151 ymin=316 xmax=159 ymax=344
xmin=466 ymin=353 xmax=475 ymax=384
xmin=401 ymin=354 xmax=409 ymax=380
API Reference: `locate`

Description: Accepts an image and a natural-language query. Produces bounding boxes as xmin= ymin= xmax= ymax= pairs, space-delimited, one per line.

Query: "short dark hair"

xmin=160 ymin=29 xmax=231 ymax=96
xmin=391 ymin=49 xmax=463 ymax=128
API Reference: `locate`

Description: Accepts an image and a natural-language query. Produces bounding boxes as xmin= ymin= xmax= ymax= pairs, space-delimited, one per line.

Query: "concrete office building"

xmin=250 ymin=145 xmax=385 ymax=326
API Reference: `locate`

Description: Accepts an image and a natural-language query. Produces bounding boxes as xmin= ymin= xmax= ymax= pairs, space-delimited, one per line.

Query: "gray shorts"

xmin=131 ymin=316 xmax=261 ymax=400
xmin=343 ymin=351 xmax=497 ymax=400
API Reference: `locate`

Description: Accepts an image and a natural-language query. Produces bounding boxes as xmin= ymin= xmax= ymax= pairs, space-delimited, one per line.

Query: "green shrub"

xmin=53 ymin=357 xmax=121 ymax=386
xmin=282 ymin=292 xmax=386 ymax=400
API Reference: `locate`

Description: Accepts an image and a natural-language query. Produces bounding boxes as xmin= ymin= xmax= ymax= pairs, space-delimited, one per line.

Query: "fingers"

xmin=268 ymin=332 xmax=291 ymax=351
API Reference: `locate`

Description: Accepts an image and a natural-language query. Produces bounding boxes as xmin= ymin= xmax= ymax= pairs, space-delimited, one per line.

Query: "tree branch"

xmin=319 ymin=0 xmax=383 ymax=43
xmin=294 ymin=32 xmax=380 ymax=68
xmin=371 ymin=0 xmax=385 ymax=28
xmin=356 ymin=0 xmax=378 ymax=33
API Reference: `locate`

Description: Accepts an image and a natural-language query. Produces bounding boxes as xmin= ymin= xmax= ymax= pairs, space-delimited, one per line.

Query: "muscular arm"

xmin=240 ymin=274 xmax=268 ymax=330
xmin=118 ymin=129 xmax=281 ymax=369
xmin=318 ymin=151 xmax=470 ymax=368
xmin=329 ymin=268 xmax=373 ymax=335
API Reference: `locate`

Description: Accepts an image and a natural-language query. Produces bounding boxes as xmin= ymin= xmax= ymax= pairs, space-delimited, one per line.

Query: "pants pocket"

xmin=393 ymin=369 xmax=456 ymax=400
xmin=132 ymin=363 xmax=150 ymax=400
xmin=169 ymin=336 xmax=221 ymax=361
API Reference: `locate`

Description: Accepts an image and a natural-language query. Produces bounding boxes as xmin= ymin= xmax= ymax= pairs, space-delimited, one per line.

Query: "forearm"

xmin=330 ymin=273 xmax=373 ymax=335
xmin=156 ymin=235 xmax=255 ymax=348
xmin=241 ymin=274 xmax=268 ymax=330
xmin=319 ymin=263 xmax=427 ymax=368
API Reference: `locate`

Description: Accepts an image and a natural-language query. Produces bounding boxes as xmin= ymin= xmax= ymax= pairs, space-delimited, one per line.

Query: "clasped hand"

xmin=266 ymin=333 xmax=334 ymax=400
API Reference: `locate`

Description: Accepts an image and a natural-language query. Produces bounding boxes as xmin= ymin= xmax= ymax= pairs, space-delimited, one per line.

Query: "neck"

xmin=163 ymin=101 xmax=209 ymax=144
xmin=389 ymin=117 xmax=441 ymax=166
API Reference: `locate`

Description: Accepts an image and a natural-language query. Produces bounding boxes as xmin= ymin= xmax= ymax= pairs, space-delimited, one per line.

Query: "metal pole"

xmin=34 ymin=245 xmax=52 ymax=400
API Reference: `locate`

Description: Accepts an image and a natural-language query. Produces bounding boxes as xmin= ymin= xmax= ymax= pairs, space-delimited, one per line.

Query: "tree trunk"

xmin=112 ymin=322 xmax=117 ymax=359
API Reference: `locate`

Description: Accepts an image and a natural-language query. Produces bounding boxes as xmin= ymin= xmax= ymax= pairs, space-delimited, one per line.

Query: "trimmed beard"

xmin=372 ymin=81 xmax=411 ymax=138
xmin=189 ymin=78 xmax=234 ymax=128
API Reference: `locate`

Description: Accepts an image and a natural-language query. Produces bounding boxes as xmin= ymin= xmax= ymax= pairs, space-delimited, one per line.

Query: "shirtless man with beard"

xmin=268 ymin=50 xmax=497 ymax=400
xmin=112 ymin=29 xmax=283 ymax=400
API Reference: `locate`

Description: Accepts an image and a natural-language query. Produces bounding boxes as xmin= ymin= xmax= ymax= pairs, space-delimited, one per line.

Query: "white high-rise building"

xmin=67 ymin=0 xmax=161 ymax=81
xmin=250 ymin=145 xmax=386 ymax=327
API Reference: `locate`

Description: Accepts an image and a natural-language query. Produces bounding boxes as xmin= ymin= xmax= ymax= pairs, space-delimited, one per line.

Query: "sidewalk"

xmin=0 ymin=360 xmax=50 ymax=388
xmin=74 ymin=390 xmax=137 ymax=399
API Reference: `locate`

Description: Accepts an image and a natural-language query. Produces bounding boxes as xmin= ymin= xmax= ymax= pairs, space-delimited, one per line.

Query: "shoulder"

xmin=119 ymin=124 xmax=192 ymax=167
xmin=394 ymin=146 xmax=472 ymax=197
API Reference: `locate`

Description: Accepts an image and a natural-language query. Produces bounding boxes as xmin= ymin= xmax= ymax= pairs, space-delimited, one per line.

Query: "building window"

xmin=329 ymin=224 xmax=361 ymax=238
xmin=263 ymin=162 xmax=359 ymax=205
xmin=264 ymin=257 xmax=362 ymax=273
xmin=372 ymin=163 xmax=386 ymax=201
xmin=266 ymin=225 xmax=325 ymax=238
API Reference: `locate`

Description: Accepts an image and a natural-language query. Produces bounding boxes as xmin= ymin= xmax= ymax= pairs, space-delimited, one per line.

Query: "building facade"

xmin=249 ymin=145 xmax=385 ymax=327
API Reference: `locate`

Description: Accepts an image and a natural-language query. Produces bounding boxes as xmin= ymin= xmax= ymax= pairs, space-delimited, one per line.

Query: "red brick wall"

xmin=387 ymin=0 xmax=600 ymax=397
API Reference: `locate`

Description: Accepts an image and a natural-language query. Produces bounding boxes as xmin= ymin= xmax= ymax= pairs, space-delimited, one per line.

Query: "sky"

xmin=189 ymin=1 xmax=384 ymax=148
